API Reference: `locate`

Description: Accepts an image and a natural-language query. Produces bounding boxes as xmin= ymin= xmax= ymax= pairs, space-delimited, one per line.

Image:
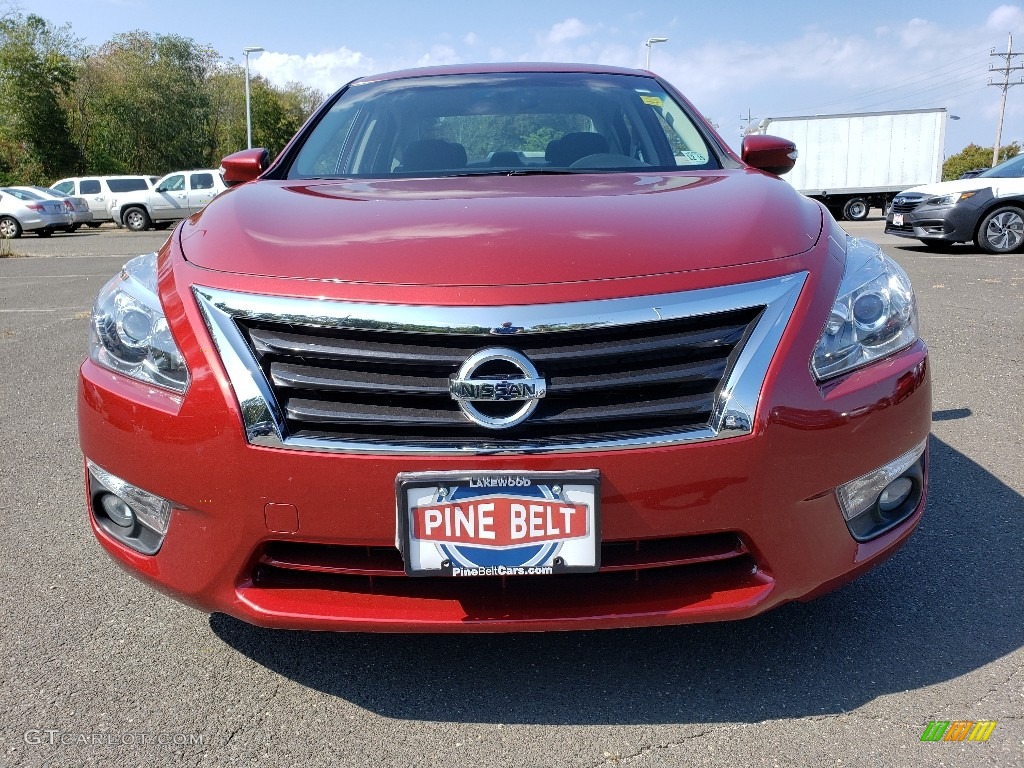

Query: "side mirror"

xmin=221 ymin=148 xmax=270 ymax=186
xmin=741 ymin=135 xmax=798 ymax=176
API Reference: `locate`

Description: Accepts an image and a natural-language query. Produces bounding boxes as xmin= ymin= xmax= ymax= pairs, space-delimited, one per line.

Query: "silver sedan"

xmin=23 ymin=186 xmax=94 ymax=231
xmin=0 ymin=187 xmax=73 ymax=237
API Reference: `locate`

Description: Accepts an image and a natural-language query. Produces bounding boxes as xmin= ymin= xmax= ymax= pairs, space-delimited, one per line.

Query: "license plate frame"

xmin=892 ymin=213 xmax=904 ymax=226
xmin=396 ymin=470 xmax=600 ymax=577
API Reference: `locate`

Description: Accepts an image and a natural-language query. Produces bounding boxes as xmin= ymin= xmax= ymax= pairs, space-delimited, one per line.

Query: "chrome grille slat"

xmin=272 ymin=357 xmax=727 ymax=396
xmin=271 ymin=362 xmax=447 ymax=394
xmin=549 ymin=359 xmax=727 ymax=391
xmin=248 ymin=319 xmax=750 ymax=366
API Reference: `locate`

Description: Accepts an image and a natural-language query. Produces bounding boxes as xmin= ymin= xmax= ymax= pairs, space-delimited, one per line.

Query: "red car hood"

xmin=179 ymin=170 xmax=822 ymax=286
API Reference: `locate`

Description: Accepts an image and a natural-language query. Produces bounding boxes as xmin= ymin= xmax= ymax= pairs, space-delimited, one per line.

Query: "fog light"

xmin=836 ymin=440 xmax=926 ymax=541
xmin=100 ymin=493 xmax=136 ymax=528
xmin=87 ymin=461 xmax=175 ymax=555
xmin=879 ymin=477 xmax=914 ymax=514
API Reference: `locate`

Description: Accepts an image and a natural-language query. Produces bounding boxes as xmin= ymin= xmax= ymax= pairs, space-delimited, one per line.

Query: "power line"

xmin=904 ymin=82 xmax=990 ymax=115
xmin=853 ymin=71 xmax=987 ymax=112
xmin=775 ymin=48 xmax=990 ymax=116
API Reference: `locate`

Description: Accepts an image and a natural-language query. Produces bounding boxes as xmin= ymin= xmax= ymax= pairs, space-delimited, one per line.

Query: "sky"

xmin=16 ymin=0 xmax=1024 ymax=157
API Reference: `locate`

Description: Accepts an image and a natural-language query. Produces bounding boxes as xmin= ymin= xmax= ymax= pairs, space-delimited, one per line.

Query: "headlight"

xmin=812 ymin=238 xmax=918 ymax=380
xmin=89 ymin=252 xmax=189 ymax=393
xmin=925 ymin=190 xmax=979 ymax=206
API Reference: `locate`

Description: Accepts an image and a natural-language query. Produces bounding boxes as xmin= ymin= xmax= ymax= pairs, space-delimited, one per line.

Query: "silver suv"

xmin=51 ymin=176 xmax=157 ymax=226
xmin=109 ymin=170 xmax=226 ymax=231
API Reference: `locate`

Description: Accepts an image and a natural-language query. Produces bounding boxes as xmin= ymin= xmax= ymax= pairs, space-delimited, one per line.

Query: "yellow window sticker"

xmin=641 ymin=96 xmax=664 ymax=107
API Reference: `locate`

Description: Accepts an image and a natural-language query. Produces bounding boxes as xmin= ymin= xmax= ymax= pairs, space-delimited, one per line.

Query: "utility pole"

xmin=989 ymin=33 xmax=1024 ymax=167
xmin=740 ymin=109 xmax=758 ymax=137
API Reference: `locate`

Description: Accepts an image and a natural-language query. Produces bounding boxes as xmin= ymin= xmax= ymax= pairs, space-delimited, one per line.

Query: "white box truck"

xmin=750 ymin=108 xmax=947 ymax=221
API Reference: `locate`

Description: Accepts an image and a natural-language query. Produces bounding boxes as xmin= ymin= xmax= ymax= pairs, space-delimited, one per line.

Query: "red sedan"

xmin=78 ymin=64 xmax=930 ymax=632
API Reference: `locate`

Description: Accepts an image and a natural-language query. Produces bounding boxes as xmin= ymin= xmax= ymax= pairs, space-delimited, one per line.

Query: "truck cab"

xmin=110 ymin=170 xmax=226 ymax=231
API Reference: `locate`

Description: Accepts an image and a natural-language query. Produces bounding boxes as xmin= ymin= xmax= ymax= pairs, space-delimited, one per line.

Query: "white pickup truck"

xmin=110 ymin=169 xmax=226 ymax=231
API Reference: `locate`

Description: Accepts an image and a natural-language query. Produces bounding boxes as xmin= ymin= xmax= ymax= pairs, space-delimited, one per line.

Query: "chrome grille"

xmin=237 ymin=308 xmax=760 ymax=444
xmin=194 ymin=273 xmax=807 ymax=454
xmin=890 ymin=194 xmax=924 ymax=214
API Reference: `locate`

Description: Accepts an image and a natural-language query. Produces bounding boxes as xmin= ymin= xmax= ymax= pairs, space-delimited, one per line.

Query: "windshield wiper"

xmin=436 ymin=168 xmax=584 ymax=179
xmin=506 ymin=168 xmax=582 ymax=176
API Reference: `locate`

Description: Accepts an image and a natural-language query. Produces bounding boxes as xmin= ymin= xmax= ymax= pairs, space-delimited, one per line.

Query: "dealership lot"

xmin=0 ymin=220 xmax=1021 ymax=767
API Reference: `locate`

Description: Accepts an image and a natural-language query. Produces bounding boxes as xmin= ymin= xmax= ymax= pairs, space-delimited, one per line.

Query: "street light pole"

xmin=243 ymin=46 xmax=265 ymax=149
xmin=645 ymin=37 xmax=668 ymax=70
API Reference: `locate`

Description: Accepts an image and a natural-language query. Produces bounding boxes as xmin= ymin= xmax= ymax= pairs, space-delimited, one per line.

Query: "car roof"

xmin=349 ymin=62 xmax=650 ymax=87
xmin=51 ymin=175 xmax=152 ymax=183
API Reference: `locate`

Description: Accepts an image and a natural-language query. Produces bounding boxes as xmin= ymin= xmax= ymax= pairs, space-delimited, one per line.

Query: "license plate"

xmin=396 ymin=470 xmax=600 ymax=577
xmin=892 ymin=213 xmax=904 ymax=226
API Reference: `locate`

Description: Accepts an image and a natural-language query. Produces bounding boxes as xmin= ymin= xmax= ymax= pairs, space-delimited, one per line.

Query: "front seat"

xmin=545 ymin=133 xmax=610 ymax=166
xmin=398 ymin=139 xmax=468 ymax=172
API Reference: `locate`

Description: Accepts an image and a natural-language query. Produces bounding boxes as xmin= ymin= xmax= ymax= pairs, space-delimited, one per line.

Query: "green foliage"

xmin=432 ymin=114 xmax=590 ymax=161
xmin=76 ymin=31 xmax=219 ymax=175
xmin=0 ymin=13 xmax=82 ymax=183
xmin=0 ymin=12 xmax=325 ymax=183
xmin=521 ymin=127 xmax=560 ymax=153
xmin=942 ymin=142 xmax=1021 ymax=181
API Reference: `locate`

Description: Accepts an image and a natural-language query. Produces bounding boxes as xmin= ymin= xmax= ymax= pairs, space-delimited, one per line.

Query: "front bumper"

xmin=77 ymin=229 xmax=932 ymax=633
xmin=885 ymin=191 xmax=990 ymax=243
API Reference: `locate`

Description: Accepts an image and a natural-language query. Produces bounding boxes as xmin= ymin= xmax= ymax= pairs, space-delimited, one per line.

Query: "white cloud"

xmin=464 ymin=32 xmax=479 ymax=46
xmin=417 ymin=45 xmax=460 ymax=68
xmin=987 ymin=4 xmax=1024 ymax=32
xmin=252 ymin=48 xmax=370 ymax=93
xmin=545 ymin=18 xmax=592 ymax=45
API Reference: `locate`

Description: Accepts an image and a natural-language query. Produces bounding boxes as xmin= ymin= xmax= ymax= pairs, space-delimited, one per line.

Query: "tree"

xmin=74 ymin=31 xmax=218 ymax=175
xmin=205 ymin=68 xmax=325 ymax=165
xmin=942 ymin=142 xmax=1020 ymax=181
xmin=0 ymin=13 xmax=82 ymax=183
xmin=1 ymin=12 xmax=326 ymax=180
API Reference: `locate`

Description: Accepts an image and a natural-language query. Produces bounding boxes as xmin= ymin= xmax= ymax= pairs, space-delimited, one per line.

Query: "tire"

xmin=842 ymin=198 xmax=870 ymax=221
xmin=123 ymin=207 xmax=151 ymax=232
xmin=0 ymin=215 xmax=22 ymax=239
xmin=976 ymin=206 xmax=1024 ymax=254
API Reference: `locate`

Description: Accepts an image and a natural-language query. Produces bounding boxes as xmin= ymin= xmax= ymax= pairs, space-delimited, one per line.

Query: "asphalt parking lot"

xmin=1 ymin=220 xmax=1021 ymax=767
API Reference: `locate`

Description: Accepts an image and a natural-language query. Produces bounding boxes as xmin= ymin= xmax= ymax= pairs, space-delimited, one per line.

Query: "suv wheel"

xmin=977 ymin=206 xmax=1024 ymax=254
xmin=123 ymin=207 xmax=151 ymax=232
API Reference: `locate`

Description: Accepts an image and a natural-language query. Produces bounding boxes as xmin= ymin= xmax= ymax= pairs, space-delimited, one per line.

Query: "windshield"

xmin=1 ymin=187 xmax=44 ymax=201
xmin=288 ymin=72 xmax=719 ymax=179
xmin=979 ymin=154 xmax=1024 ymax=178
